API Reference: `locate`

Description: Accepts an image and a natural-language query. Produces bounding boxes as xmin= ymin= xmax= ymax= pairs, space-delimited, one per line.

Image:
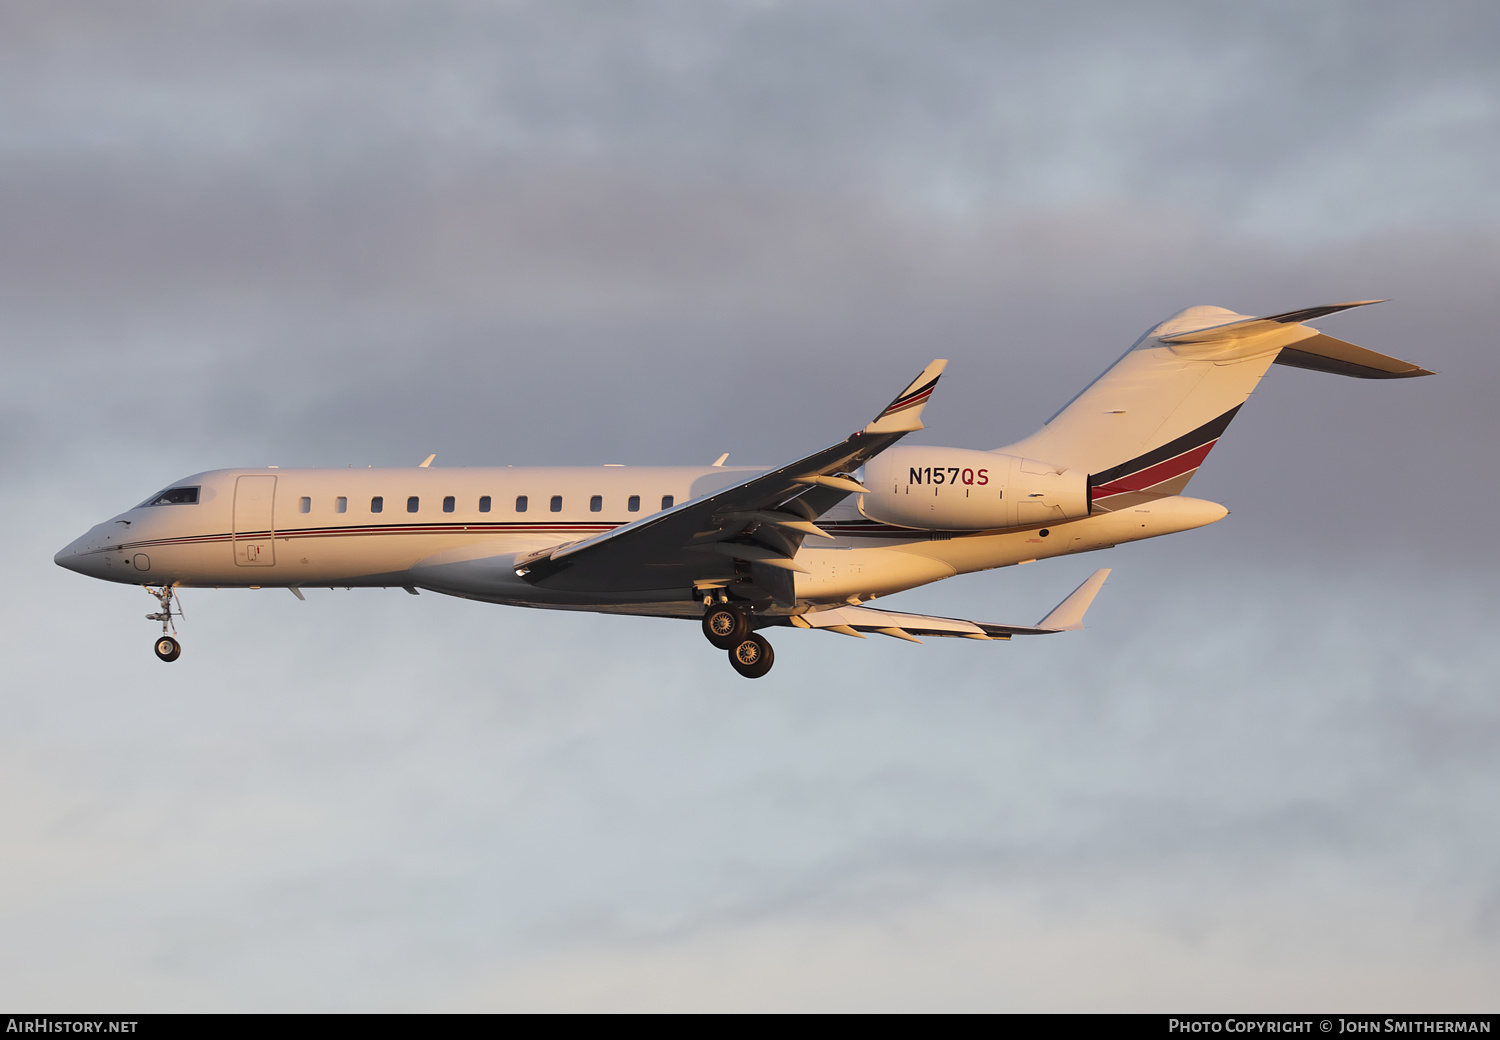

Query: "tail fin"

xmin=997 ymin=301 xmax=1431 ymax=511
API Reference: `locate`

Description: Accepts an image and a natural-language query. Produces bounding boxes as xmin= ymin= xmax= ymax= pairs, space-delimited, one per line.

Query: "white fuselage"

xmin=55 ymin=465 xmax=1228 ymax=618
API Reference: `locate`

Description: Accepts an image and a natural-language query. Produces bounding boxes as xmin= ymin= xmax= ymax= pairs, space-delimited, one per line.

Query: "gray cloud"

xmin=4 ymin=1 xmax=1497 ymax=233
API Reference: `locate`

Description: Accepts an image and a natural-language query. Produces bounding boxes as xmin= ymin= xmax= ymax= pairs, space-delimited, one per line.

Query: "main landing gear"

xmin=702 ymin=602 xmax=776 ymax=678
xmin=728 ymin=632 xmax=774 ymax=679
xmin=145 ymin=584 xmax=183 ymax=663
xmin=702 ymin=603 xmax=750 ymax=648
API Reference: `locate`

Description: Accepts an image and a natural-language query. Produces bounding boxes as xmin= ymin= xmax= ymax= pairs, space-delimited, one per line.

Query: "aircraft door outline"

xmin=233 ymin=475 xmax=277 ymax=567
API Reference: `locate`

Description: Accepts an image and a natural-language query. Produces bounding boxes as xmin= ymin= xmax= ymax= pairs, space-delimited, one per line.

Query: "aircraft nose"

xmin=55 ymin=535 xmax=90 ymax=574
xmin=55 ymin=526 xmax=110 ymax=576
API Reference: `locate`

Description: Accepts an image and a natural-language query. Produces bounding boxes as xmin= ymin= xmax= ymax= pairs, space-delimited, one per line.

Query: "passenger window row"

xmin=296 ymin=494 xmax=676 ymax=515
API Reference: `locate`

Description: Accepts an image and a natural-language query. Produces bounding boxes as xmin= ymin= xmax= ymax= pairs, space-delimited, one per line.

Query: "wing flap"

xmin=686 ymin=542 xmax=810 ymax=572
xmin=785 ymin=569 xmax=1111 ymax=640
xmin=793 ymin=605 xmax=989 ymax=638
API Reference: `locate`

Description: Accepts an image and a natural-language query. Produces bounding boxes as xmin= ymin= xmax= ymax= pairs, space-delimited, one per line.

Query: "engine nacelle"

xmin=860 ymin=447 xmax=1090 ymax=531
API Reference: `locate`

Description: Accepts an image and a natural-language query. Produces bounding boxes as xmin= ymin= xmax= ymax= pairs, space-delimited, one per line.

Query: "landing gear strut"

xmin=145 ymin=585 xmax=183 ymax=663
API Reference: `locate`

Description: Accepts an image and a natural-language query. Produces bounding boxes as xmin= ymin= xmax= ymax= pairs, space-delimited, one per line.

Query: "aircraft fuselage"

xmin=55 ymin=464 xmax=1226 ymax=617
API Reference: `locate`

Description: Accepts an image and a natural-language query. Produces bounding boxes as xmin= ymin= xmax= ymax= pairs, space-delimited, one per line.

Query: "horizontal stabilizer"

xmin=1157 ymin=300 xmax=1387 ymax=347
xmin=785 ymin=569 xmax=1111 ymax=641
xmin=1259 ymin=300 xmax=1388 ymax=325
xmin=1155 ymin=300 xmax=1430 ymax=378
xmin=1273 ymin=332 xmax=1434 ymax=379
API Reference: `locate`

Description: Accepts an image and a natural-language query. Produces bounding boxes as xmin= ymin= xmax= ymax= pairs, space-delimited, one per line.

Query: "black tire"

xmin=702 ymin=603 xmax=750 ymax=649
xmin=727 ymin=633 xmax=774 ymax=678
xmin=154 ymin=635 xmax=181 ymax=663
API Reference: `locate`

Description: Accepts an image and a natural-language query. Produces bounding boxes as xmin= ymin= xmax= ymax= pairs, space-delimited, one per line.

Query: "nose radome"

xmin=54 ymin=541 xmax=87 ymax=574
xmin=55 ymin=527 xmax=105 ymax=575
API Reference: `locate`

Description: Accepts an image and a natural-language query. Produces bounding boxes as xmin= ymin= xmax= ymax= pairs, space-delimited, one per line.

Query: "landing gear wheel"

xmin=702 ymin=603 xmax=750 ymax=649
xmin=727 ymin=633 xmax=774 ymax=678
xmin=154 ymin=635 xmax=181 ymax=662
xmin=145 ymin=585 xmax=184 ymax=662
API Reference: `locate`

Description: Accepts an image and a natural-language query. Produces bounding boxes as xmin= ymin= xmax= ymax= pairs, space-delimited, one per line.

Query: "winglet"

xmin=863 ymin=360 xmax=947 ymax=434
xmin=1035 ymin=568 xmax=1111 ymax=631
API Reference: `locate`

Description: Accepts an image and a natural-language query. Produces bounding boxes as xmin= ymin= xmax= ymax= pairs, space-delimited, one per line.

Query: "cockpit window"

xmin=142 ymin=486 xmax=200 ymax=507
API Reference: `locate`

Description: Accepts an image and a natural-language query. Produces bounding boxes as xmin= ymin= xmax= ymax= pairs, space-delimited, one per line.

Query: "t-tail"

xmin=996 ymin=301 xmax=1433 ymax=511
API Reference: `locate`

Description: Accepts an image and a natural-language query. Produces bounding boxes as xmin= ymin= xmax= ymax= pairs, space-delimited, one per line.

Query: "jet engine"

xmin=860 ymin=446 xmax=1090 ymax=531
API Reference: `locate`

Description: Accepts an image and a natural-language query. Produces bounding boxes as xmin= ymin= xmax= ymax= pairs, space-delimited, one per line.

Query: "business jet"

xmin=55 ymin=301 xmax=1430 ymax=677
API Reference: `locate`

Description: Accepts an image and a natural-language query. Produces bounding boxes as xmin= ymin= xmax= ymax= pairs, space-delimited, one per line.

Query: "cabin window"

xmin=590 ymin=495 xmax=602 ymax=512
xmin=628 ymin=495 xmax=640 ymax=512
xmin=142 ymin=486 xmax=200 ymax=507
xmin=371 ymin=496 xmax=383 ymax=513
xmin=407 ymin=496 xmax=419 ymax=513
xmin=661 ymin=494 xmax=674 ymax=510
xmin=299 ymin=497 xmax=311 ymax=513
xmin=550 ymin=495 xmax=563 ymax=512
xmin=515 ymin=495 xmax=527 ymax=513
xmin=479 ymin=496 xmax=491 ymax=513
xmin=443 ymin=496 xmax=455 ymax=513
xmin=335 ymin=496 xmax=347 ymax=513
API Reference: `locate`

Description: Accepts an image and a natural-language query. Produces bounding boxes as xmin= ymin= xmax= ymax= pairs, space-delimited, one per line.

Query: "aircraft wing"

xmin=514 ymin=360 xmax=947 ymax=601
xmin=780 ymin=569 xmax=1111 ymax=641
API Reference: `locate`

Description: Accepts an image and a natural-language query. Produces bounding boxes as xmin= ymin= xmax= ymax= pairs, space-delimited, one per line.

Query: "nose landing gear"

xmin=145 ymin=585 xmax=184 ymax=663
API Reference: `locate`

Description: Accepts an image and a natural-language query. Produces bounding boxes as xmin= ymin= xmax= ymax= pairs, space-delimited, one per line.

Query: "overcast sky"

xmin=3 ymin=0 xmax=1498 ymax=1011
